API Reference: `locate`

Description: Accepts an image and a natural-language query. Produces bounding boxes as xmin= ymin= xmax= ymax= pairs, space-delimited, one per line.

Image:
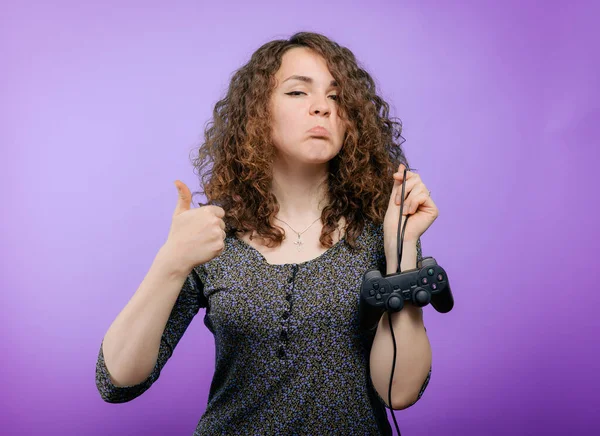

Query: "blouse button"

xmin=286 ymin=294 xmax=292 ymax=302
xmin=282 ymin=311 xmax=289 ymax=320
xmin=280 ymin=329 xmax=288 ymax=341
xmin=278 ymin=345 xmax=286 ymax=359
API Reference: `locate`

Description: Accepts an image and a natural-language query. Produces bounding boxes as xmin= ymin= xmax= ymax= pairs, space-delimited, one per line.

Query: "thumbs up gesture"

xmin=162 ymin=180 xmax=227 ymax=273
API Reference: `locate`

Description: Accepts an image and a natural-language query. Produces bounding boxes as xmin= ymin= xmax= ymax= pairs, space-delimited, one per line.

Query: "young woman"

xmin=96 ymin=31 xmax=438 ymax=435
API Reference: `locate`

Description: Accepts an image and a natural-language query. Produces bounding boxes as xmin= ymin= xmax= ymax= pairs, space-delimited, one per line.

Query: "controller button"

xmin=422 ymin=277 xmax=428 ymax=284
xmin=402 ymin=290 xmax=411 ymax=299
xmin=437 ymin=273 xmax=444 ymax=281
xmin=369 ymin=289 xmax=375 ymax=296
xmin=376 ymin=293 xmax=381 ymax=300
xmin=393 ymin=285 xmax=399 ymax=290
xmin=431 ymin=283 xmax=437 ymax=290
xmin=428 ymin=268 xmax=434 ymax=276
xmin=373 ymin=282 xmax=379 ymax=289
xmin=282 ymin=311 xmax=290 ymax=320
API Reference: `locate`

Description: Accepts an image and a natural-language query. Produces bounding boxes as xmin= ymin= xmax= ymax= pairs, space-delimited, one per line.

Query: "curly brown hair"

xmin=191 ymin=31 xmax=412 ymax=249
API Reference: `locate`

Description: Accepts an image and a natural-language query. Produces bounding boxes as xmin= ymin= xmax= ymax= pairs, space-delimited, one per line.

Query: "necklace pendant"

xmin=294 ymin=234 xmax=303 ymax=251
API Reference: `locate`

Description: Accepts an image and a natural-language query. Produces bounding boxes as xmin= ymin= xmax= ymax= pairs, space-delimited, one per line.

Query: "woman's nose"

xmin=310 ymin=96 xmax=331 ymax=116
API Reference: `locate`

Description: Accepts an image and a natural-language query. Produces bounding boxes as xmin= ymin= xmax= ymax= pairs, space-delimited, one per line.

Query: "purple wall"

xmin=2 ymin=1 xmax=598 ymax=435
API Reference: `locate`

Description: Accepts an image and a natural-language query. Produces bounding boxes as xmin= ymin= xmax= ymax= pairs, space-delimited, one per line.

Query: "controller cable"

xmin=388 ymin=166 xmax=412 ymax=436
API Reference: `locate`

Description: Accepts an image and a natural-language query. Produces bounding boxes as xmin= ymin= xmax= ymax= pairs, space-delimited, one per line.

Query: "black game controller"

xmin=359 ymin=257 xmax=454 ymax=331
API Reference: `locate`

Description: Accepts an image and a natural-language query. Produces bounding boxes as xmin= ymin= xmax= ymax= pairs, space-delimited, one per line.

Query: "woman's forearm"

xmin=101 ymin=245 xmax=190 ymax=387
xmin=369 ymin=241 xmax=432 ymax=409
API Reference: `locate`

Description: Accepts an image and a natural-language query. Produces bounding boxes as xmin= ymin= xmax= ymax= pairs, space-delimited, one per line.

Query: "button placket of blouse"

xmin=278 ymin=264 xmax=298 ymax=360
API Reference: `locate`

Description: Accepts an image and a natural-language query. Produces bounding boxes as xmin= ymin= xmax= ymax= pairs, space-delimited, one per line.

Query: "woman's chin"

xmin=300 ymin=146 xmax=340 ymax=163
xmin=299 ymin=154 xmax=336 ymax=165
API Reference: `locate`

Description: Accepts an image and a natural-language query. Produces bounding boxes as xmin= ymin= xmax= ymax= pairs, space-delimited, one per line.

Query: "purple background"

xmin=2 ymin=0 xmax=599 ymax=435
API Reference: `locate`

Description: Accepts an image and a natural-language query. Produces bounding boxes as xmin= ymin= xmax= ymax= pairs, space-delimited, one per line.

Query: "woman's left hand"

xmin=383 ymin=164 xmax=439 ymax=254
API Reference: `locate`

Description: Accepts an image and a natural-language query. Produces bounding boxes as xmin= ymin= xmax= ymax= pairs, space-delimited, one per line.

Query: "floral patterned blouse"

xmin=95 ymin=220 xmax=430 ymax=435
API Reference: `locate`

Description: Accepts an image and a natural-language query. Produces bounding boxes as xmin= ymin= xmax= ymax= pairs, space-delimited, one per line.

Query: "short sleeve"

xmin=95 ymin=266 xmax=205 ymax=403
xmin=416 ymin=237 xmax=423 ymax=265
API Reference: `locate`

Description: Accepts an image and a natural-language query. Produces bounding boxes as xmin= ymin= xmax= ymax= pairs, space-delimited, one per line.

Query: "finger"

xmin=174 ymin=180 xmax=192 ymax=215
xmin=206 ymin=205 xmax=226 ymax=218
xmin=218 ymin=218 xmax=226 ymax=230
xmin=396 ymin=163 xmax=413 ymax=174
xmin=389 ymin=165 xmax=417 ymax=208
xmin=402 ymin=189 xmax=430 ymax=215
xmin=394 ymin=177 xmax=420 ymax=205
xmin=393 ymin=168 xmax=418 ymax=182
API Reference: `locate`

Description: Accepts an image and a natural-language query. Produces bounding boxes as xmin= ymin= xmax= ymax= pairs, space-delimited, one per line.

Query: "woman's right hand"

xmin=161 ymin=180 xmax=226 ymax=273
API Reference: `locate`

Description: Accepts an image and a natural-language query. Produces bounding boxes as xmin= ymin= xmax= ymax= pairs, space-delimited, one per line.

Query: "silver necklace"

xmin=275 ymin=216 xmax=321 ymax=251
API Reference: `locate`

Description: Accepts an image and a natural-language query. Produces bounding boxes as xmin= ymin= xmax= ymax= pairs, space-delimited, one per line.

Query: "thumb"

xmin=173 ymin=180 xmax=192 ymax=215
xmin=390 ymin=164 xmax=408 ymax=206
xmin=389 ymin=174 xmax=403 ymax=207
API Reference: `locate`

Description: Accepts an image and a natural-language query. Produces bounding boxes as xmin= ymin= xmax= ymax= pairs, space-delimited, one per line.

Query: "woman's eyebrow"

xmin=282 ymin=75 xmax=338 ymax=87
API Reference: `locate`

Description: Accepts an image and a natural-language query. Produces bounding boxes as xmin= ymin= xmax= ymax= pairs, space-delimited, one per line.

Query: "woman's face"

xmin=269 ymin=47 xmax=346 ymax=166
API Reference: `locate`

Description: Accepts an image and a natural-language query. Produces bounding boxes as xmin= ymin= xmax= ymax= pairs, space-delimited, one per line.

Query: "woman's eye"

xmin=285 ymin=91 xmax=338 ymax=101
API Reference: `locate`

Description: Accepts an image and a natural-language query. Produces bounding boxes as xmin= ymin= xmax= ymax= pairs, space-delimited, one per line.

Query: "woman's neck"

xmin=271 ymin=161 xmax=329 ymax=224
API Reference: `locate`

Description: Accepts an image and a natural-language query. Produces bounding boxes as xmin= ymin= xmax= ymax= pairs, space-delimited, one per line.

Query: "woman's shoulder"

xmin=340 ymin=219 xmax=384 ymax=253
xmin=362 ymin=219 xmax=384 ymax=240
